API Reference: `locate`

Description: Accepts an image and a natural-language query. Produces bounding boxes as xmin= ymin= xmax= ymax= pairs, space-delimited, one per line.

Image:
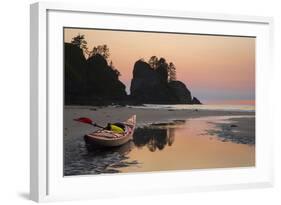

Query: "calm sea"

xmin=128 ymin=104 xmax=255 ymax=112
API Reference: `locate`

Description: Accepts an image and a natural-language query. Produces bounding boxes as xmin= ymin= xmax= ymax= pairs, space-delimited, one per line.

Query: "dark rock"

xmin=132 ymin=60 xmax=155 ymax=78
xmin=168 ymin=81 xmax=192 ymax=103
xmin=86 ymin=54 xmax=127 ymax=99
xmin=156 ymin=63 xmax=168 ymax=83
xmin=230 ymin=124 xmax=238 ymax=128
xmin=130 ymin=60 xmax=177 ymax=104
xmin=130 ymin=60 xmax=199 ymax=104
xmin=64 ymin=43 xmax=127 ymax=105
xmin=64 ymin=43 xmax=89 ymax=104
xmin=191 ymin=97 xmax=202 ymax=104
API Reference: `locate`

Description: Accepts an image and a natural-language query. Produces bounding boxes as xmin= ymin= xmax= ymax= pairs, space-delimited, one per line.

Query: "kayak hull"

xmin=84 ymin=133 xmax=133 ymax=147
xmin=84 ymin=115 xmax=136 ymax=147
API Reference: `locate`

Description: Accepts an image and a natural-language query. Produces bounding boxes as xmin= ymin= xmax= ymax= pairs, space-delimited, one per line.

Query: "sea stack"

xmin=130 ymin=60 xmax=201 ymax=104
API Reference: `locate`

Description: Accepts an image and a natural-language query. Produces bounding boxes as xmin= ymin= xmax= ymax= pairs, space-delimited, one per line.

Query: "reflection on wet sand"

xmin=133 ymin=127 xmax=175 ymax=152
xmin=64 ymin=116 xmax=255 ymax=175
xmin=115 ymin=116 xmax=255 ymax=173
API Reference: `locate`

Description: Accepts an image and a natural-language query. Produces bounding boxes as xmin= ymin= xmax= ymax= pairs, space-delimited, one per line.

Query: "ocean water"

xmin=128 ymin=104 xmax=255 ymax=112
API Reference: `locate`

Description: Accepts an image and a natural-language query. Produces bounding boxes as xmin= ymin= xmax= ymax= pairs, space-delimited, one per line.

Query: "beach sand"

xmin=64 ymin=106 xmax=255 ymax=140
xmin=64 ymin=105 xmax=254 ymax=126
xmin=63 ymin=106 xmax=255 ymax=175
xmin=64 ymin=105 xmax=255 ymax=145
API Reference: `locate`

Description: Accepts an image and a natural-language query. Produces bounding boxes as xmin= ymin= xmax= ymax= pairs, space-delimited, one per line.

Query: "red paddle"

xmin=74 ymin=117 xmax=105 ymax=129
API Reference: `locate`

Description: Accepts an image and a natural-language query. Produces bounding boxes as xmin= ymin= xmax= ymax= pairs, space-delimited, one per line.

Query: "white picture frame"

xmin=30 ymin=2 xmax=274 ymax=202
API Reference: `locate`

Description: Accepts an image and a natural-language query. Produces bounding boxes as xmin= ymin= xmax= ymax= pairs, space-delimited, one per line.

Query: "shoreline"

xmin=64 ymin=105 xmax=255 ymax=127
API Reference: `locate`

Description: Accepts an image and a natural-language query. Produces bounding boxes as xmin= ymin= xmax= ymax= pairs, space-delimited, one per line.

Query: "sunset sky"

xmin=64 ymin=28 xmax=255 ymax=105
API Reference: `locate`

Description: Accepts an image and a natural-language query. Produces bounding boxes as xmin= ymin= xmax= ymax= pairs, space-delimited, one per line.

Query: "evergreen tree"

xmin=168 ymin=62 xmax=176 ymax=81
xmin=148 ymin=56 xmax=159 ymax=70
xmin=90 ymin=44 xmax=110 ymax=59
xmin=71 ymin=34 xmax=88 ymax=50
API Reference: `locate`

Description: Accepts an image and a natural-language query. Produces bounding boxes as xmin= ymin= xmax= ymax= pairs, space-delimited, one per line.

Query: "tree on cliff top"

xmin=148 ymin=56 xmax=177 ymax=82
xmin=71 ymin=35 xmax=110 ymax=60
xmin=168 ymin=62 xmax=176 ymax=82
xmin=70 ymin=34 xmax=120 ymax=78
xmin=71 ymin=34 xmax=88 ymax=51
xmin=109 ymin=60 xmax=121 ymax=77
xmin=90 ymin=44 xmax=110 ymax=60
xmin=148 ymin=56 xmax=159 ymax=70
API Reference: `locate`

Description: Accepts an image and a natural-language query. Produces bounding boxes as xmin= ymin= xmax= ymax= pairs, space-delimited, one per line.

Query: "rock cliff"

xmin=64 ymin=43 xmax=127 ymax=105
xmin=130 ymin=60 xmax=201 ymax=104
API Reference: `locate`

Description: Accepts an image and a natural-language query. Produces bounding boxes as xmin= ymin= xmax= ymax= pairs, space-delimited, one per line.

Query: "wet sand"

xmin=207 ymin=116 xmax=255 ymax=145
xmin=64 ymin=105 xmax=255 ymax=127
xmin=64 ymin=106 xmax=255 ymax=176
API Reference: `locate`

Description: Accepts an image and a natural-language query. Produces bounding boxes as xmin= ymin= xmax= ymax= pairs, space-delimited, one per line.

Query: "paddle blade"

xmin=74 ymin=117 xmax=93 ymax=124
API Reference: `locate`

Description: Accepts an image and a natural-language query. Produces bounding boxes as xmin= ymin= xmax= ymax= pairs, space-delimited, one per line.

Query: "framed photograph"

xmin=30 ymin=2 xmax=274 ymax=202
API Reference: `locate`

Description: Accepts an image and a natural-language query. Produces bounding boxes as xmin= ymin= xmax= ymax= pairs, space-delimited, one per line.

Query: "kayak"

xmin=84 ymin=115 xmax=136 ymax=147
